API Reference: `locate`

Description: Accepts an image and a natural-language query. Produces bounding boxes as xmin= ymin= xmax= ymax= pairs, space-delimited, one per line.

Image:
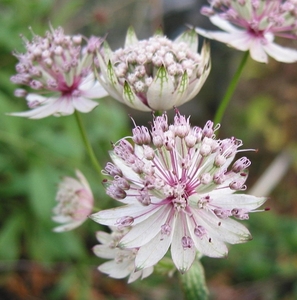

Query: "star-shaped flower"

xmin=196 ymin=0 xmax=297 ymax=63
xmin=91 ymin=112 xmax=267 ymax=273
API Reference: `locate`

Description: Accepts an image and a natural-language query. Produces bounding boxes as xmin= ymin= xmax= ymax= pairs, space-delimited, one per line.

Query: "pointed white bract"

xmin=93 ymin=227 xmax=154 ymax=283
xmin=196 ymin=0 xmax=297 ymax=63
xmin=90 ymin=112 xmax=267 ymax=273
xmin=10 ymin=27 xmax=108 ymax=118
xmin=95 ymin=27 xmax=211 ymax=111
xmin=52 ymin=170 xmax=94 ymax=232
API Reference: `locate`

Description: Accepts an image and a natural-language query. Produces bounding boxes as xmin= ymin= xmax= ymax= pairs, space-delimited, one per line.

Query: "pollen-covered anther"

xmin=114 ymin=175 xmax=130 ymax=190
xmin=136 ymin=189 xmax=151 ymax=205
xmin=182 ymin=236 xmax=194 ymax=249
xmin=231 ymin=208 xmax=249 ymax=220
xmin=132 ymin=125 xmax=151 ymax=145
xmin=214 ymin=208 xmax=231 ymax=219
xmin=102 ymin=162 xmax=123 ymax=177
xmin=161 ymin=223 xmax=172 ymax=235
xmin=232 ymin=157 xmax=251 ymax=172
xmin=116 ymin=216 xmax=134 ymax=228
xmin=194 ymin=225 xmax=207 ymax=238
xmin=214 ymin=154 xmax=227 ymax=167
xmin=213 ymin=169 xmax=226 ymax=184
xmin=106 ymin=185 xmax=127 ymax=200
xmin=143 ymin=145 xmax=155 ymax=160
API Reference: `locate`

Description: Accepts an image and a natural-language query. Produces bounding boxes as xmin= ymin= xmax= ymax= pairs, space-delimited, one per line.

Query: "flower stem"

xmin=214 ymin=51 xmax=249 ymax=126
xmin=179 ymin=260 xmax=209 ymax=300
xmin=74 ymin=111 xmax=102 ymax=176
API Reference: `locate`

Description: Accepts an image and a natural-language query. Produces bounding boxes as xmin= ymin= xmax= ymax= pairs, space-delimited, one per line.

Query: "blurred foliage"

xmin=1 ymin=0 xmax=297 ymax=300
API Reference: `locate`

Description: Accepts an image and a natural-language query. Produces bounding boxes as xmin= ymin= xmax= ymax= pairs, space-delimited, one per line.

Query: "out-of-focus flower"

xmin=93 ymin=227 xmax=154 ymax=283
xmin=53 ymin=170 xmax=93 ymax=232
xmin=10 ymin=26 xmax=108 ymax=119
xmin=90 ymin=111 xmax=267 ymax=273
xmin=95 ymin=27 xmax=210 ymax=111
xmin=196 ymin=0 xmax=297 ymax=63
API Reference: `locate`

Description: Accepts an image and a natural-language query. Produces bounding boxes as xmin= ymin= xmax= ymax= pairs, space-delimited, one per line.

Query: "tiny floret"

xmin=52 ymin=170 xmax=93 ymax=232
xmin=95 ymin=27 xmax=211 ymax=111
xmin=90 ymin=111 xmax=267 ymax=273
xmin=196 ymin=0 xmax=297 ymax=63
xmin=9 ymin=26 xmax=108 ymax=118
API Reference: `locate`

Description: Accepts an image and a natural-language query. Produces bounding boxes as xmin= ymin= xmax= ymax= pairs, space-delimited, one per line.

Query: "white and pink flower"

xmin=93 ymin=227 xmax=154 ymax=283
xmin=53 ymin=170 xmax=93 ymax=232
xmin=196 ymin=0 xmax=297 ymax=63
xmin=90 ymin=112 xmax=267 ymax=273
xmin=10 ymin=26 xmax=108 ymax=118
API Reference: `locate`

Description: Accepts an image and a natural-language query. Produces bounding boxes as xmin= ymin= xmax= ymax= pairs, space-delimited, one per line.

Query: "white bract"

xmin=90 ymin=112 xmax=267 ymax=273
xmin=10 ymin=26 xmax=108 ymax=119
xmin=93 ymin=227 xmax=154 ymax=283
xmin=95 ymin=27 xmax=210 ymax=111
xmin=53 ymin=170 xmax=93 ymax=232
xmin=196 ymin=0 xmax=297 ymax=63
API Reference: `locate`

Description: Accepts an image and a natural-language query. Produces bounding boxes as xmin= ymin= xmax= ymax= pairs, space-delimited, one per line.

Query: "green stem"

xmin=179 ymin=259 xmax=209 ymax=300
xmin=214 ymin=51 xmax=249 ymax=126
xmin=74 ymin=111 xmax=102 ymax=176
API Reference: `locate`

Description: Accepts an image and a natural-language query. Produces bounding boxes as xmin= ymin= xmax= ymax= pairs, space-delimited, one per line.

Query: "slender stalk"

xmin=214 ymin=51 xmax=249 ymax=126
xmin=179 ymin=259 xmax=209 ymax=300
xmin=74 ymin=111 xmax=102 ymax=176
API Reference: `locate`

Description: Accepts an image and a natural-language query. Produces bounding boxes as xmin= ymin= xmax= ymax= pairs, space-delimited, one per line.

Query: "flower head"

xmin=10 ymin=26 xmax=108 ymax=119
xmin=90 ymin=111 xmax=267 ymax=273
xmin=95 ymin=27 xmax=210 ymax=111
xmin=53 ymin=170 xmax=94 ymax=232
xmin=196 ymin=0 xmax=297 ymax=63
xmin=93 ymin=227 xmax=154 ymax=283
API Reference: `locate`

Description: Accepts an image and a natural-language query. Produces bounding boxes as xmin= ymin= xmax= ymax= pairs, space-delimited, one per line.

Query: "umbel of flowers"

xmin=196 ymin=0 xmax=297 ymax=63
xmin=91 ymin=111 xmax=267 ymax=274
xmin=10 ymin=26 xmax=108 ymax=118
xmin=95 ymin=27 xmax=211 ymax=111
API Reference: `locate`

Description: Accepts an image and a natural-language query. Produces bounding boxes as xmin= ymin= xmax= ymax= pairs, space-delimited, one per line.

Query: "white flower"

xmin=196 ymin=0 xmax=297 ymax=63
xmin=95 ymin=27 xmax=210 ymax=111
xmin=53 ymin=170 xmax=93 ymax=232
xmin=90 ymin=112 xmax=267 ymax=273
xmin=93 ymin=227 xmax=154 ymax=283
xmin=10 ymin=27 xmax=108 ymax=119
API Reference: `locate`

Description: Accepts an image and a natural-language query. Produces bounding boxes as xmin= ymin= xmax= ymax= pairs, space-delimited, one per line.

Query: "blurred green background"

xmin=1 ymin=0 xmax=297 ymax=299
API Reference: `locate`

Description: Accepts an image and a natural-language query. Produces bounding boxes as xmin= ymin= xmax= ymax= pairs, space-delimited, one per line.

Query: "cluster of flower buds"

xmin=95 ymin=27 xmax=210 ymax=111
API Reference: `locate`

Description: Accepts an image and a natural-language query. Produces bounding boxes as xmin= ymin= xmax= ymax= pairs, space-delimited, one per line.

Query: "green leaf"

xmin=27 ymin=164 xmax=56 ymax=220
xmin=0 ymin=212 xmax=25 ymax=260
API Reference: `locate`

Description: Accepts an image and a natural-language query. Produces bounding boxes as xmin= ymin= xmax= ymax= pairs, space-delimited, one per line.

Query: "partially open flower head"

xmin=95 ymin=27 xmax=210 ymax=111
xmin=10 ymin=26 xmax=108 ymax=118
xmin=53 ymin=170 xmax=94 ymax=232
xmin=93 ymin=227 xmax=154 ymax=283
xmin=90 ymin=111 xmax=267 ymax=273
xmin=196 ymin=0 xmax=297 ymax=63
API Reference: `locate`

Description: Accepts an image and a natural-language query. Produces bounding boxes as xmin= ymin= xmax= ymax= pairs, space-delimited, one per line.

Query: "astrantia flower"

xmin=53 ymin=170 xmax=93 ymax=232
xmin=10 ymin=26 xmax=108 ymax=119
xmin=90 ymin=112 xmax=267 ymax=273
xmin=93 ymin=227 xmax=154 ymax=283
xmin=196 ymin=0 xmax=297 ymax=63
xmin=95 ymin=27 xmax=210 ymax=111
